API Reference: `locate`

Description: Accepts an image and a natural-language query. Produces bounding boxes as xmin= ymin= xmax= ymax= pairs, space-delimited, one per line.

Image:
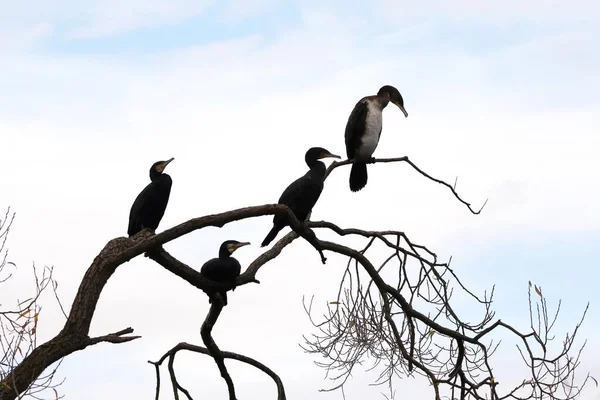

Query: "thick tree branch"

xmin=146 ymin=230 xmax=299 ymax=299
xmin=125 ymin=204 xmax=326 ymax=266
xmin=0 ymin=204 xmax=315 ymax=400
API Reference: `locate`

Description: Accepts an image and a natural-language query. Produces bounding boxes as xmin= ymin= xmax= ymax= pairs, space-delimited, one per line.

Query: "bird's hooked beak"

xmin=393 ymin=102 xmax=408 ymax=118
xmin=229 ymin=241 xmax=251 ymax=253
xmin=319 ymin=152 xmax=341 ymax=160
xmin=156 ymin=157 xmax=175 ymax=173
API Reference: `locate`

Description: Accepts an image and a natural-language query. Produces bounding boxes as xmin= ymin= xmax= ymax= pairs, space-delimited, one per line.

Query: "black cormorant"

xmin=127 ymin=158 xmax=174 ymax=236
xmin=261 ymin=147 xmax=340 ymax=247
xmin=200 ymin=240 xmax=250 ymax=305
xmin=344 ymin=85 xmax=408 ymax=192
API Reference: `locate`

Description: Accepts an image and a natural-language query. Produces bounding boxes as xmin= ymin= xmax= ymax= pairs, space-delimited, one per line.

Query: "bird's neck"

xmin=218 ymin=251 xmax=231 ymax=259
xmin=307 ymin=161 xmax=326 ymax=179
xmin=150 ymin=173 xmax=171 ymax=184
xmin=372 ymin=95 xmax=389 ymax=111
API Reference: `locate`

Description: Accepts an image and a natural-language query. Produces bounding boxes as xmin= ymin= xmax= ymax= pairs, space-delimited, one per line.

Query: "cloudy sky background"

xmin=2 ymin=0 xmax=599 ymax=399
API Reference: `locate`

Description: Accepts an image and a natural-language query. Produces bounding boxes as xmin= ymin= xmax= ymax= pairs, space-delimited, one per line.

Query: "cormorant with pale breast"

xmin=127 ymin=158 xmax=174 ymax=236
xmin=345 ymin=85 xmax=408 ymax=192
xmin=261 ymin=147 xmax=340 ymax=247
xmin=200 ymin=240 xmax=250 ymax=306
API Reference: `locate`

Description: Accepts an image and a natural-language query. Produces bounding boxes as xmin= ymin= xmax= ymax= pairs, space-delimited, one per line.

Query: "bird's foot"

xmin=141 ymin=226 xmax=156 ymax=234
xmin=367 ymin=157 xmax=377 ymax=164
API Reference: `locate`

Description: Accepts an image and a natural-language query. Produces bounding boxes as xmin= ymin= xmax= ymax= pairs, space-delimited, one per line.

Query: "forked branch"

xmin=150 ymin=341 xmax=286 ymax=400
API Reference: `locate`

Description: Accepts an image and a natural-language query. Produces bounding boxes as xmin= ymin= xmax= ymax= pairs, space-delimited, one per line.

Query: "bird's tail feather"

xmin=127 ymin=218 xmax=140 ymax=237
xmin=349 ymin=161 xmax=368 ymax=192
xmin=261 ymin=225 xmax=282 ymax=247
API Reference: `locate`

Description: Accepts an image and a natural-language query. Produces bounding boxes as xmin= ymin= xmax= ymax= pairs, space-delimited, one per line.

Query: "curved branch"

xmin=150 ymin=342 xmax=286 ymax=400
xmin=200 ymin=296 xmax=236 ymax=400
xmin=126 ymin=204 xmax=326 ymax=265
xmin=325 ymin=157 xmax=487 ymax=214
xmin=167 ymin=350 xmax=193 ymax=400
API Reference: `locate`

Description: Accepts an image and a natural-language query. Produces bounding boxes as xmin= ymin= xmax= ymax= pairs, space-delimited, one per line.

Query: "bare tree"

xmin=0 ymin=208 xmax=66 ymax=399
xmin=0 ymin=157 xmax=591 ymax=400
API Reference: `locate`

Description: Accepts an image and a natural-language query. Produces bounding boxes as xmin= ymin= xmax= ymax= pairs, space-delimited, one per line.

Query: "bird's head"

xmin=149 ymin=157 xmax=174 ymax=180
xmin=219 ymin=240 xmax=251 ymax=258
xmin=305 ymin=147 xmax=341 ymax=167
xmin=378 ymin=85 xmax=408 ymax=118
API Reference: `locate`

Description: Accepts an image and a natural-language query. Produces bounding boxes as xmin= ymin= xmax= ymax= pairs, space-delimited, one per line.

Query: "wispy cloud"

xmin=66 ymin=0 xmax=216 ymax=38
xmin=373 ymin=0 xmax=600 ymax=22
xmin=0 ymin=0 xmax=215 ymax=41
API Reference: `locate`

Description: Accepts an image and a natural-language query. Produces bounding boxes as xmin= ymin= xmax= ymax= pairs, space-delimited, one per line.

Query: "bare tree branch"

xmin=150 ymin=342 xmax=286 ymax=400
xmin=87 ymin=327 xmax=141 ymax=345
xmin=325 ymin=157 xmax=488 ymax=214
xmin=0 ymin=209 xmax=67 ymax=399
xmin=300 ymin=221 xmax=590 ymax=400
xmin=200 ymin=296 xmax=237 ymax=399
xmin=0 ymin=204 xmax=310 ymax=400
xmin=2 ymin=155 xmax=588 ymax=400
xmin=146 ymin=230 xmax=299 ymax=299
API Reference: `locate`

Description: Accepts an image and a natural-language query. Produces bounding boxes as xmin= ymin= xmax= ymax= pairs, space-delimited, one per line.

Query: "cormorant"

xmin=200 ymin=240 xmax=250 ymax=305
xmin=344 ymin=85 xmax=408 ymax=192
xmin=261 ymin=147 xmax=340 ymax=247
xmin=127 ymin=158 xmax=174 ymax=236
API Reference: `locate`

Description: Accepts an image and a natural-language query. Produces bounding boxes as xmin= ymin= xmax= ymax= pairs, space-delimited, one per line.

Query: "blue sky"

xmin=31 ymin=10 xmax=565 ymax=55
xmin=1 ymin=1 xmax=599 ymax=399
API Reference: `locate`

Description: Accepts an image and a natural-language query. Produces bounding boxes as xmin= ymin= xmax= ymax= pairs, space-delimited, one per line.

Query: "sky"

xmin=1 ymin=0 xmax=599 ymax=399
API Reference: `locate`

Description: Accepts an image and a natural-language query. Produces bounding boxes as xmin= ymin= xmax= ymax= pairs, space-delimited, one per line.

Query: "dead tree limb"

xmin=300 ymin=222 xmax=590 ymax=400
xmin=150 ymin=342 xmax=286 ymax=400
xmin=0 ymin=210 xmax=67 ymax=399
xmin=0 ymin=202 xmax=320 ymax=400
xmin=325 ymin=157 xmax=488 ymax=214
xmin=0 ymin=204 xmax=308 ymax=400
xmin=200 ymin=296 xmax=236 ymax=399
xmin=3 ymin=156 xmax=585 ymax=400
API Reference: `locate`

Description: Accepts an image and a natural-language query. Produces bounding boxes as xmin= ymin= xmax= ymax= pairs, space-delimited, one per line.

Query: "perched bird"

xmin=261 ymin=147 xmax=340 ymax=247
xmin=200 ymin=240 xmax=250 ymax=305
xmin=344 ymin=85 xmax=408 ymax=192
xmin=127 ymin=158 xmax=174 ymax=236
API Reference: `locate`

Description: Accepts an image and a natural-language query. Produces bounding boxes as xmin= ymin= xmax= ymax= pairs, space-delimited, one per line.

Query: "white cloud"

xmin=0 ymin=0 xmax=214 ymax=40
xmin=0 ymin=22 xmax=52 ymax=53
xmin=67 ymin=0 xmax=216 ymax=38
xmin=217 ymin=0 xmax=280 ymax=22
xmin=373 ymin=0 xmax=600 ymax=22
